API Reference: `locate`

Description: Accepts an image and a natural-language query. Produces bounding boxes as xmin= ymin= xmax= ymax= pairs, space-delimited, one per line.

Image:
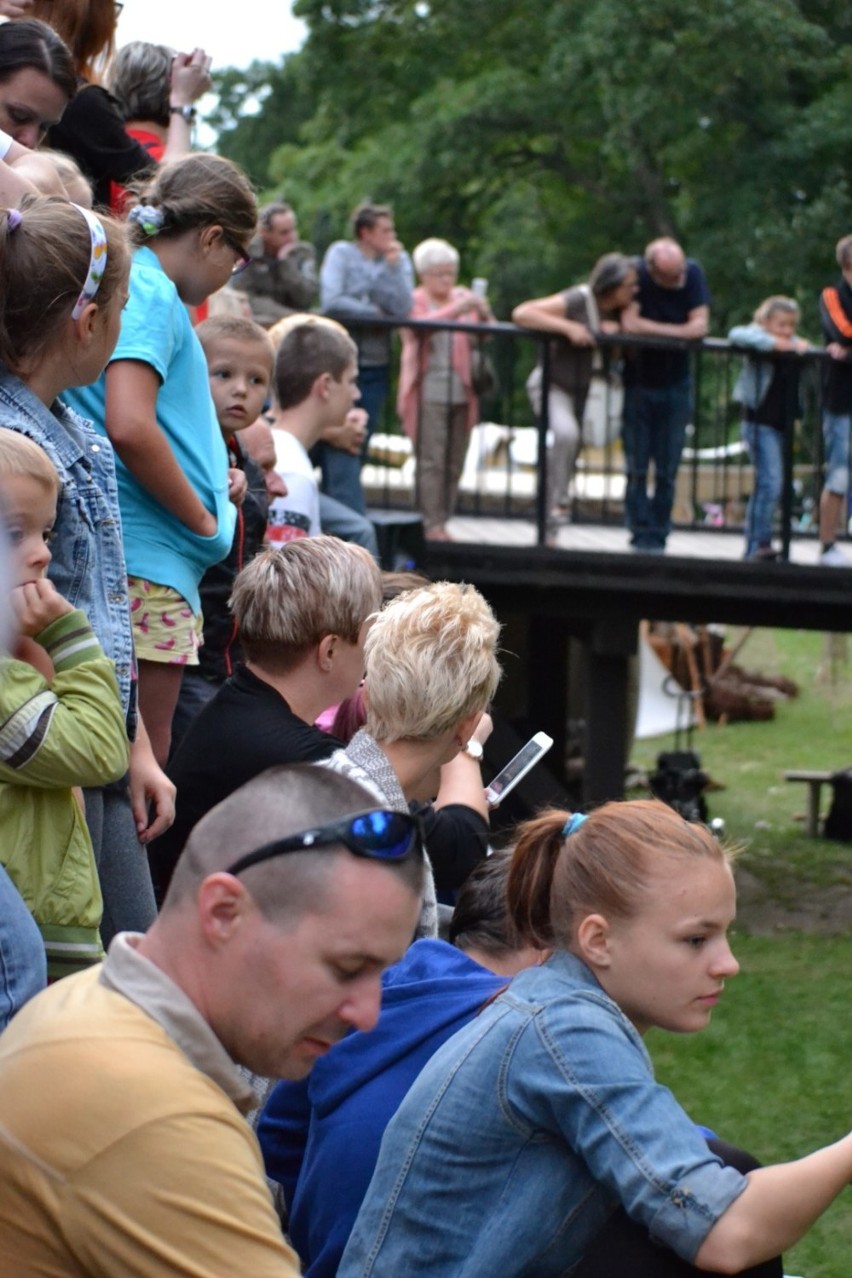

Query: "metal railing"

xmin=334 ymin=314 xmax=840 ymax=556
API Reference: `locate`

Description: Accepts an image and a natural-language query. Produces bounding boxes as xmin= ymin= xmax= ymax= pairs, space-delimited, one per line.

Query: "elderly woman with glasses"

xmin=397 ymin=238 xmax=495 ymax=541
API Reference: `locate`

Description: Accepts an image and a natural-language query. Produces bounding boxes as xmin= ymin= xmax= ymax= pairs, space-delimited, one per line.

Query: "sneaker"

xmin=820 ymin=545 xmax=848 ymax=567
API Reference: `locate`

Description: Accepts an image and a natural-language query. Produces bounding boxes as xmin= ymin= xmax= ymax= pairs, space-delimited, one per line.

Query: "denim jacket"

xmin=339 ymin=951 xmax=745 ymax=1278
xmin=729 ymin=322 xmax=778 ymax=411
xmin=0 ymin=367 xmax=134 ymax=730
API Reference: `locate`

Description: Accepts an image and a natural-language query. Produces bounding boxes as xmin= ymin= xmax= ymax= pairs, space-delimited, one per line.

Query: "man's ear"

xmin=314 ymin=371 xmax=332 ymax=402
xmin=317 ymin=632 xmax=337 ymax=672
xmin=575 ymin=913 xmax=612 ymax=971
xmin=196 ymin=872 xmax=251 ymax=949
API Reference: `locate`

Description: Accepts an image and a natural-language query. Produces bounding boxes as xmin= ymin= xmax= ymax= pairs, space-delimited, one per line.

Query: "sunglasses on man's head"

xmin=225 ymin=808 xmax=423 ymax=877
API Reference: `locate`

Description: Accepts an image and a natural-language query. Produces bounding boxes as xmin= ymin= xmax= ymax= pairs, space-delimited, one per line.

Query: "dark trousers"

xmin=574 ymin=1138 xmax=783 ymax=1278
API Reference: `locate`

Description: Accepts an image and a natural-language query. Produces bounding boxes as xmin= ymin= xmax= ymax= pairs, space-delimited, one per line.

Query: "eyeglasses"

xmin=222 ymin=230 xmax=252 ymax=276
xmin=225 ymin=808 xmax=423 ymax=877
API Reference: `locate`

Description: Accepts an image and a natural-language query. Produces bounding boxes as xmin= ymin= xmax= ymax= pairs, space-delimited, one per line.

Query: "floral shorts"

xmin=128 ymin=577 xmax=203 ymax=666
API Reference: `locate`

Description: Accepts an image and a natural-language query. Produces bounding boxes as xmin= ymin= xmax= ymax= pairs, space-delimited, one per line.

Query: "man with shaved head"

xmin=0 ymin=764 xmax=423 ymax=1278
xmin=621 ymin=236 xmax=711 ymax=552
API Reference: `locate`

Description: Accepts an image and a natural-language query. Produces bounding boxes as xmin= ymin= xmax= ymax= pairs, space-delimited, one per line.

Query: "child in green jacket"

xmin=0 ymin=432 xmax=129 ymax=978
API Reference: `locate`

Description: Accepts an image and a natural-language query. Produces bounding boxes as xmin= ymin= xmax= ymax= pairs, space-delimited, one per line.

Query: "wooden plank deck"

xmin=442 ymin=515 xmax=829 ymax=566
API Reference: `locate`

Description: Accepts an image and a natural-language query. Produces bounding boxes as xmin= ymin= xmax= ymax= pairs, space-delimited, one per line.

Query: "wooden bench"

xmin=783 ymin=769 xmax=834 ymax=837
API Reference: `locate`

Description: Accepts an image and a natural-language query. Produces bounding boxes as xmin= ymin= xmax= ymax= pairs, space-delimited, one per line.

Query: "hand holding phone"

xmin=485 ymin=732 xmax=554 ymax=808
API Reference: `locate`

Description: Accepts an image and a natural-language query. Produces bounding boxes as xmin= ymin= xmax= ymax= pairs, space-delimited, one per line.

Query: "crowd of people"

xmin=0 ymin=5 xmax=850 ymax=1276
xmin=237 ymin=198 xmax=852 ymax=562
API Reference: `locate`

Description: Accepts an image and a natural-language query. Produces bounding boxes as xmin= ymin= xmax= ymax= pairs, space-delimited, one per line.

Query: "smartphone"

xmin=471 ymin=277 xmax=489 ymax=297
xmin=485 ymin=732 xmax=554 ymax=808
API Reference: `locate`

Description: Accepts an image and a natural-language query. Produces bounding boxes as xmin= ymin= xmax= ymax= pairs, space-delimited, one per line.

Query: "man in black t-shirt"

xmin=149 ymin=538 xmax=382 ymax=902
xmin=621 ymin=238 xmax=711 ymax=552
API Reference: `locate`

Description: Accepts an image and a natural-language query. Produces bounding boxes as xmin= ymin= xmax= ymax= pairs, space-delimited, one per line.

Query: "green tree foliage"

xmin=212 ymin=0 xmax=852 ymax=327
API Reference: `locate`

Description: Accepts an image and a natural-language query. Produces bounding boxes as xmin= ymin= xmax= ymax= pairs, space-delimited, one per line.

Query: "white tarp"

xmin=635 ymin=635 xmax=694 ymax=740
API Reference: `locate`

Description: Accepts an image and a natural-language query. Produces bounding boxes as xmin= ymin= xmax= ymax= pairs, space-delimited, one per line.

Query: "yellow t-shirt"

xmin=0 ymin=966 xmax=299 ymax=1277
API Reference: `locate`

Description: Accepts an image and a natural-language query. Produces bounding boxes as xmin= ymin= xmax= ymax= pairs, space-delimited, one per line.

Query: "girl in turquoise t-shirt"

xmin=68 ymin=153 xmax=258 ymax=765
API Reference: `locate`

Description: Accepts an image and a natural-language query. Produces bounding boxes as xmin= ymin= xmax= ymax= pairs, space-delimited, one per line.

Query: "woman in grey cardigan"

xmin=513 ymin=253 xmax=637 ymax=531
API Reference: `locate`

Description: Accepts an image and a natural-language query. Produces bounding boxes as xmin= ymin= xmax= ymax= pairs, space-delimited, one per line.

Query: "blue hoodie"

xmin=257 ymin=939 xmax=506 ymax=1278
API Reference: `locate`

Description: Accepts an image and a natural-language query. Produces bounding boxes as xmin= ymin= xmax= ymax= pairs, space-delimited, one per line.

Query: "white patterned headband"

xmin=70 ymin=204 xmax=108 ymax=320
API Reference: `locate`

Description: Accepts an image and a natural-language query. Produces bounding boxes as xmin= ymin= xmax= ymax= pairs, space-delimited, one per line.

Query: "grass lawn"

xmin=648 ymin=934 xmax=851 ymax=1278
xmin=633 ymin=629 xmax=852 ymax=1275
xmin=631 ymin=627 xmax=852 ymax=913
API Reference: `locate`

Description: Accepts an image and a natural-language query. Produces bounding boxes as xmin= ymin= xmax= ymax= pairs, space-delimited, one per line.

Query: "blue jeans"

xmin=822 ymin=410 xmax=851 ymax=496
xmin=317 ymin=365 xmax=390 ymax=516
xmin=319 ymin=493 xmax=379 ymax=560
xmin=0 ymin=864 xmax=46 ymax=1030
xmin=83 ymin=784 xmax=157 ymax=946
xmin=741 ymin=421 xmax=783 ymax=556
xmin=622 ymin=379 xmax=692 ymax=547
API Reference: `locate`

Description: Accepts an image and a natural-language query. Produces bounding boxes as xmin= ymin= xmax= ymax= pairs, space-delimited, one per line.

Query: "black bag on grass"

xmin=649 ymin=750 xmax=709 ymax=825
xmin=823 ymin=768 xmax=852 ymax=842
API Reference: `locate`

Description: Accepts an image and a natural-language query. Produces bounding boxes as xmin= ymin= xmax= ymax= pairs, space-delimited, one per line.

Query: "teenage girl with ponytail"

xmin=66 ymin=152 xmax=257 ymax=765
xmin=0 ymin=195 xmax=167 ymax=941
xmin=340 ymin=799 xmax=852 ymax=1278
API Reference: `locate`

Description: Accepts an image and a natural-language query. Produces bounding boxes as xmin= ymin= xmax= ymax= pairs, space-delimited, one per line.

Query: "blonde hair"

xmin=196 ymin=314 xmax=274 ymax=367
xmin=364 ymin=582 xmax=501 ymax=742
xmin=507 ymin=799 xmax=735 ymax=950
xmin=205 ymin=286 xmax=253 ymax=320
xmin=754 ymin=295 xmax=799 ymax=326
xmin=42 ymin=151 xmax=93 ymax=207
xmin=0 ymin=429 xmax=60 ymax=495
xmin=228 ymin=538 xmax=382 ymax=674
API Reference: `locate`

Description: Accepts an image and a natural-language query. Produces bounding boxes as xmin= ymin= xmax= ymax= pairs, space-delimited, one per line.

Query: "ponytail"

xmin=508 ymin=798 xmax=730 ymax=952
xmin=506 ymin=809 xmax=572 ymax=949
xmin=125 ymin=153 xmax=256 ymax=251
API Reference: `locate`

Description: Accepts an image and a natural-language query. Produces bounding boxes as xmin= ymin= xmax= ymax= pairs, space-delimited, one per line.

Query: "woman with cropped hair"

xmin=326 ymin=580 xmax=502 ymax=932
xmin=398 ymin=238 xmax=494 ymax=541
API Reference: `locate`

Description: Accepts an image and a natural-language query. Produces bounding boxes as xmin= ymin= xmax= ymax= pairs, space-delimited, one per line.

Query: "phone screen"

xmin=486 ymin=734 xmax=552 ymax=802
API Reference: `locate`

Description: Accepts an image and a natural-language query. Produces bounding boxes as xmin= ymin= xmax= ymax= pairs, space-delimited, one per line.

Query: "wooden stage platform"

xmin=404 ymin=514 xmax=852 ymax=806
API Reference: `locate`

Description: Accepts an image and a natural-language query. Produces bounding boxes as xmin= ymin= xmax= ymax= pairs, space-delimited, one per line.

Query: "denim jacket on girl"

xmin=0 ymin=366 xmax=134 ymax=732
xmin=339 ymin=950 xmax=745 ymax=1278
xmin=729 ymin=322 xmax=779 ymax=412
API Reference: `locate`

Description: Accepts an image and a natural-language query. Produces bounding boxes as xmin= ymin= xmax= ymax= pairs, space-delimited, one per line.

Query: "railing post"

xmin=537 ymin=340 xmax=550 ymax=547
xmin=779 ymin=354 xmax=800 ymax=563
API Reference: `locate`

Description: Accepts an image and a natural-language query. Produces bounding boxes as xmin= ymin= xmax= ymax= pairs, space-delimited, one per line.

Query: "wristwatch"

xmin=170 ymin=105 xmax=197 ymax=123
xmin=462 ymin=738 xmax=484 ymax=761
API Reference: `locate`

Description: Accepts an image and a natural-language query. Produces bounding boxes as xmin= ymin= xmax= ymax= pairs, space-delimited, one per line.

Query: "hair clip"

xmin=128 ymin=204 xmax=165 ymax=236
xmin=562 ymin=812 xmax=588 ymax=837
xmin=7 ymin=208 xmax=21 ymax=232
xmin=70 ymin=205 xmax=108 ymax=320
